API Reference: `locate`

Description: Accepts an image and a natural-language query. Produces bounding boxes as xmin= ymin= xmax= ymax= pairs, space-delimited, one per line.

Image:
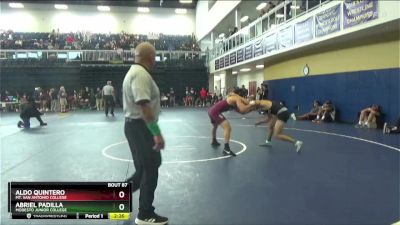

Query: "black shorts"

xmin=277 ymin=109 xmax=290 ymax=123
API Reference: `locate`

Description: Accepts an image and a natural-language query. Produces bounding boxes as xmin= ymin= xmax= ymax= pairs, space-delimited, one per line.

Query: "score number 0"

xmin=119 ymin=191 xmax=125 ymax=211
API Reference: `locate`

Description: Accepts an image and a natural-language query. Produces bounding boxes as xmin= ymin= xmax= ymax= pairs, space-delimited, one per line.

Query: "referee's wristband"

xmin=146 ymin=121 xmax=162 ymax=136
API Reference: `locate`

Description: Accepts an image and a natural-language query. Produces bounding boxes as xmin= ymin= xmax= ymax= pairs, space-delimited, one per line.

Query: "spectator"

xmin=256 ymin=87 xmax=262 ymax=100
xmin=383 ymin=118 xmax=400 ymax=134
xmin=160 ymin=93 xmax=168 ymax=108
xmin=200 ymin=87 xmax=207 ymax=107
xmin=355 ymin=104 xmax=381 ymax=129
xmin=58 ymin=86 xmax=67 ymax=113
xmin=168 ymin=87 xmax=175 ymax=107
xmin=95 ymin=87 xmax=103 ymax=111
xmin=212 ymin=92 xmax=219 ymax=105
xmin=189 ymin=87 xmax=195 ymax=106
xmin=312 ymin=100 xmax=335 ymax=123
xmin=262 ymin=83 xmax=268 ymax=100
xmin=49 ymin=88 xmax=58 ymax=112
xmin=295 ymin=100 xmax=321 ymax=120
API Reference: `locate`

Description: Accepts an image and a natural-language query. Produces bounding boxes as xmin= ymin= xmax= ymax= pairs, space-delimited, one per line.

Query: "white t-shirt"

xmin=122 ymin=64 xmax=160 ymax=120
xmin=102 ymin=84 xmax=114 ymax=96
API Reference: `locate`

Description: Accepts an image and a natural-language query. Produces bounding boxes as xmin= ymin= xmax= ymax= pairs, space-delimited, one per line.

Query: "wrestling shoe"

xmin=135 ymin=212 xmax=168 ymax=225
xmin=223 ymin=148 xmax=237 ymax=156
xmin=295 ymin=141 xmax=303 ymax=153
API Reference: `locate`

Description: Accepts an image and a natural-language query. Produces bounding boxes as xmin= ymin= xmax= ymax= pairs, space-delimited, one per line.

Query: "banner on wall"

xmin=253 ymin=38 xmax=264 ymax=57
xmin=224 ymin=55 xmax=230 ymax=67
xmin=295 ymin=17 xmax=314 ymax=44
xmin=264 ymin=33 xmax=277 ymax=53
xmin=343 ymin=0 xmax=378 ymax=29
xmin=278 ymin=26 xmax=293 ymax=49
xmin=315 ymin=4 xmax=341 ymax=37
xmin=237 ymin=48 xmax=244 ymax=63
xmin=219 ymin=57 xmax=224 ymax=69
xmin=230 ymin=52 xmax=236 ymax=65
xmin=245 ymin=44 xmax=253 ymax=60
xmin=215 ymin=59 xmax=219 ymax=70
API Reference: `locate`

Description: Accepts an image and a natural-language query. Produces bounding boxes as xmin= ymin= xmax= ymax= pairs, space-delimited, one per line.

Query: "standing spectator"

xmin=122 ymin=42 xmax=168 ymax=224
xmin=214 ymin=85 xmax=220 ymax=96
xmin=103 ymin=81 xmax=115 ymax=117
xmin=49 ymin=88 xmax=58 ymax=112
xmin=189 ymin=87 xmax=195 ymax=106
xmin=160 ymin=93 xmax=168 ymax=107
xmin=169 ymin=87 xmax=175 ymax=107
xmin=95 ymin=87 xmax=103 ymax=111
xmin=262 ymin=83 xmax=269 ymax=100
xmin=256 ymin=87 xmax=262 ymax=100
xmin=58 ymin=86 xmax=67 ymax=113
xmin=200 ymin=87 xmax=207 ymax=107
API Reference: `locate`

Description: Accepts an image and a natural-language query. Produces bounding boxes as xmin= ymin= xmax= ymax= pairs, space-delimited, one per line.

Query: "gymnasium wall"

xmin=264 ymin=32 xmax=400 ymax=123
xmin=0 ymin=3 xmax=195 ymax=35
xmin=0 ymin=63 xmax=208 ymax=105
xmin=237 ymin=69 xmax=264 ymax=90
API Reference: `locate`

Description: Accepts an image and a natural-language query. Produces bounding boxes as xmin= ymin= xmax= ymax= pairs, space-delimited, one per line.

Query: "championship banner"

xmin=219 ymin=57 xmax=225 ymax=69
xmin=224 ymin=55 xmax=230 ymax=67
xmin=315 ymin=4 xmax=341 ymax=37
xmin=236 ymin=48 xmax=244 ymax=63
xmin=264 ymin=33 xmax=277 ymax=53
xmin=244 ymin=44 xmax=253 ymax=60
xmin=278 ymin=26 xmax=293 ymax=49
xmin=343 ymin=0 xmax=378 ymax=29
xmin=230 ymin=52 xmax=236 ymax=65
xmin=253 ymin=38 xmax=264 ymax=57
xmin=215 ymin=59 xmax=219 ymax=70
xmin=295 ymin=17 xmax=314 ymax=44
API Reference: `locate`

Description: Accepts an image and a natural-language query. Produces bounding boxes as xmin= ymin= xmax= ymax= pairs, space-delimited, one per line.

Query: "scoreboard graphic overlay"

xmin=8 ymin=182 xmax=131 ymax=220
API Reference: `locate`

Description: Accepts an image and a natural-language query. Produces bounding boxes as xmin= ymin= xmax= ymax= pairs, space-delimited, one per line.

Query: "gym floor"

xmin=0 ymin=108 xmax=399 ymax=225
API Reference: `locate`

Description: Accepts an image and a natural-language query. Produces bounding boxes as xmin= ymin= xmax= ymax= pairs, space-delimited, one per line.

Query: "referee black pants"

xmin=104 ymin=95 xmax=114 ymax=115
xmin=124 ymin=118 xmax=161 ymax=216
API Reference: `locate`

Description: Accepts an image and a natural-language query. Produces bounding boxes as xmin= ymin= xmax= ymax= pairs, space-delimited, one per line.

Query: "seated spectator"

xmin=296 ymin=100 xmax=321 ymax=120
xmin=355 ymin=104 xmax=381 ymax=129
xmin=17 ymin=95 xmax=47 ymax=128
xmin=383 ymin=118 xmax=400 ymax=134
xmin=312 ymin=100 xmax=335 ymax=123
xmin=211 ymin=93 xmax=219 ymax=105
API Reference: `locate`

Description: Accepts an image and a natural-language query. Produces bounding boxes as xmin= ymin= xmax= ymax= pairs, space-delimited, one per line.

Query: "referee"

xmin=102 ymin=80 xmax=115 ymax=117
xmin=122 ymin=42 xmax=168 ymax=225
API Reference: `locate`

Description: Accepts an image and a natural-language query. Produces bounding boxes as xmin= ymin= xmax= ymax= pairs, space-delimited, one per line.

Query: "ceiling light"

xmin=138 ymin=7 xmax=150 ymax=13
xmin=240 ymin=68 xmax=251 ymax=72
xmin=54 ymin=4 xmax=68 ymax=10
xmin=9 ymin=3 xmax=24 ymax=8
xmin=232 ymin=71 xmax=238 ymax=74
xmin=175 ymin=8 xmax=187 ymax=14
xmin=97 ymin=5 xmax=110 ymax=11
xmin=240 ymin=16 xmax=249 ymax=23
xmin=179 ymin=0 xmax=193 ymax=3
xmin=138 ymin=0 xmax=150 ymax=2
xmin=276 ymin=14 xmax=285 ymax=18
xmin=256 ymin=64 xmax=264 ymax=69
xmin=256 ymin=3 xmax=267 ymax=10
xmin=219 ymin=33 xmax=225 ymax=38
xmin=290 ymin=5 xmax=300 ymax=9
